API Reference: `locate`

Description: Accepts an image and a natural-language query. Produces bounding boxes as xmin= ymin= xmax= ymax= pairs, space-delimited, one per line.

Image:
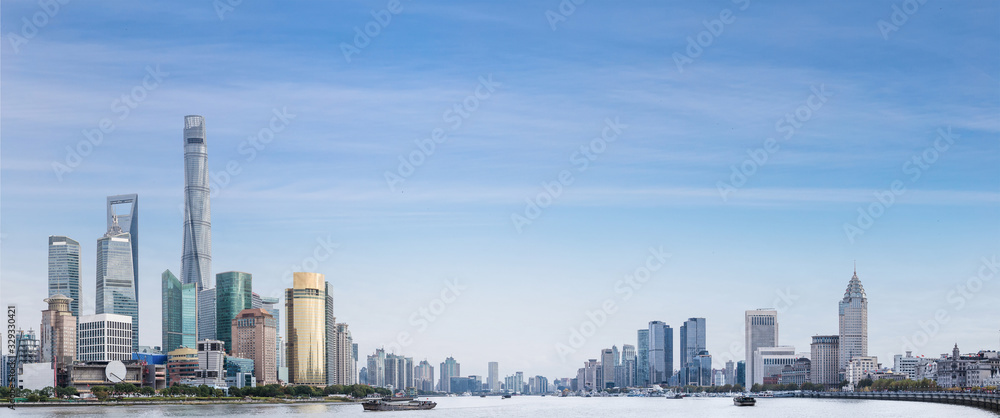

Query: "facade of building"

xmin=810 ymin=335 xmax=840 ymax=386
xmin=40 ymin=295 xmax=76 ymax=371
xmin=232 ymin=308 xmax=277 ymax=385
xmin=752 ymin=346 xmax=797 ymax=386
xmin=162 ymin=270 xmax=197 ymax=355
xmin=48 ymin=236 xmax=81 ymax=318
xmin=846 ymin=356 xmax=878 ymax=386
xmin=78 ymin=313 xmax=132 ymax=362
xmin=197 ymin=288 xmax=217 ymax=341
xmin=689 ymin=351 xmax=712 ymax=386
xmin=894 ymin=351 xmax=920 ymax=380
xmin=258 ymin=295 xmax=283 ymax=370
xmin=333 ymin=323 xmax=355 ymax=385
xmin=839 ymin=269 xmax=868 ymax=373
xmin=724 ymin=360 xmax=735 ymax=387
xmin=621 ymin=344 xmax=636 ymax=387
xmin=439 ymin=357 xmax=460 ymax=393
xmin=779 ymin=357 xmax=812 ymax=385
xmin=415 ymin=360 xmax=434 ymax=392
xmin=600 ymin=348 xmax=615 ymax=389
xmin=107 ymin=194 xmax=139 ymax=303
xmin=636 ymin=329 xmax=649 ymax=387
xmin=167 ymin=347 xmax=198 ymax=386
xmin=225 ymin=356 xmax=256 ymax=388
xmin=285 ymin=272 xmax=327 ymax=385
xmin=745 ymin=309 xmax=778 ymax=386
xmin=179 ymin=339 xmax=227 ymax=388
xmin=325 ymin=282 xmax=336 ymax=385
xmin=367 ymin=348 xmax=387 ymax=388
xmin=15 ymin=330 xmax=41 ymax=366
xmin=736 ymin=361 xmax=746 ymax=387
xmin=182 ymin=115 xmax=213 ymax=291
xmin=679 ymin=317 xmax=707 ymax=385
xmin=216 ymin=271 xmax=253 ymax=353
xmin=648 ymin=321 xmax=673 ymax=384
xmin=936 ymin=345 xmax=1000 ymax=388
xmin=488 ymin=361 xmax=499 ymax=392
xmin=96 ymin=215 xmax=139 ymax=352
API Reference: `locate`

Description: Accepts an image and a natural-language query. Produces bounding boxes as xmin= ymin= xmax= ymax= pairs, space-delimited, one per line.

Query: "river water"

xmin=6 ymin=395 xmax=997 ymax=417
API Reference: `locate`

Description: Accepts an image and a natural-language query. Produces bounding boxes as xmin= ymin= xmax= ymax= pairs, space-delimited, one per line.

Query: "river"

xmin=5 ymin=395 xmax=997 ymax=417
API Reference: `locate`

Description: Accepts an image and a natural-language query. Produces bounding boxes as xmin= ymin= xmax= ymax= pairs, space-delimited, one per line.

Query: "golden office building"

xmin=286 ymin=272 xmax=328 ymax=385
xmin=40 ymin=294 xmax=77 ymax=368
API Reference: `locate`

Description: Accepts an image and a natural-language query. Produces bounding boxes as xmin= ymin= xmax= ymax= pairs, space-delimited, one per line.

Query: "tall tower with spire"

xmin=838 ymin=267 xmax=868 ymax=373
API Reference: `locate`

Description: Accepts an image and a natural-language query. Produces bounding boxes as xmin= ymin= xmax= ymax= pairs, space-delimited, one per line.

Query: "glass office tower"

xmin=216 ymin=271 xmax=253 ymax=353
xmin=648 ymin=321 xmax=673 ymax=384
xmin=96 ymin=215 xmax=138 ymax=352
xmin=636 ymin=328 xmax=649 ymax=387
xmin=286 ymin=272 xmax=327 ymax=385
xmin=162 ymin=270 xmax=197 ymax=354
xmin=48 ymin=236 xmax=81 ymax=318
xmin=182 ymin=115 xmax=212 ymax=291
xmin=107 ymin=194 xmax=138 ymax=301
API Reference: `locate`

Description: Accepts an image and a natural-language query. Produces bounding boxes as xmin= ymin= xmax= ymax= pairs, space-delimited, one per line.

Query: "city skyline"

xmin=2 ymin=0 xmax=999 ymax=380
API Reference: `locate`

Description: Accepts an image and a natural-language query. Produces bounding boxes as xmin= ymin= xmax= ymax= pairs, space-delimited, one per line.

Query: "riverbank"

xmin=3 ymin=397 xmax=359 ymax=407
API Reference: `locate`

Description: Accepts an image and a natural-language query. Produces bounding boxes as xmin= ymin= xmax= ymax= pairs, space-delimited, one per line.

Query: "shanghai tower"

xmin=183 ymin=115 xmax=214 ymax=340
xmin=182 ymin=115 xmax=212 ymax=290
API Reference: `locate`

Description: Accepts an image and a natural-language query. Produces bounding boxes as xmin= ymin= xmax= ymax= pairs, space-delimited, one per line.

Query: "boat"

xmin=733 ymin=395 xmax=756 ymax=406
xmin=502 ymin=394 xmax=512 ymax=399
xmin=361 ymin=397 xmax=437 ymax=411
xmin=480 ymin=394 xmax=486 ymax=398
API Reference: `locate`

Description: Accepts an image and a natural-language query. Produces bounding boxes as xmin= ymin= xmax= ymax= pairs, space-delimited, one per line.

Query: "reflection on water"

xmin=5 ymin=396 xmax=997 ymax=418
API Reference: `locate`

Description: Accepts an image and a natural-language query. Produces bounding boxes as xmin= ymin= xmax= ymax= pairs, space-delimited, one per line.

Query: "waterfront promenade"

xmin=796 ymin=391 xmax=1000 ymax=412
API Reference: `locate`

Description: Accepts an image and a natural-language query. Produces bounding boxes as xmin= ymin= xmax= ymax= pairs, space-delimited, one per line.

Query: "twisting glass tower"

xmin=182 ymin=115 xmax=212 ymax=290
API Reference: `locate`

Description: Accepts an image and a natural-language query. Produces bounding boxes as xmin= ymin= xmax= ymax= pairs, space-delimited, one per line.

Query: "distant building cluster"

xmin=3 ymin=116 xmax=358 ymax=394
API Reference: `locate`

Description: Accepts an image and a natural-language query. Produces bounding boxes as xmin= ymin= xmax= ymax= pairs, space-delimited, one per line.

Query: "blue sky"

xmin=2 ymin=0 xmax=998 ymax=379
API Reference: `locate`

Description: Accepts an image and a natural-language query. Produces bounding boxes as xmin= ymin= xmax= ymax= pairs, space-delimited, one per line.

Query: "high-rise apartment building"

xmin=488 ymin=361 xmax=499 ymax=392
xmin=724 ymin=360 xmax=735 ymax=387
xmin=216 ymin=271 xmax=252 ymax=353
xmin=96 ymin=215 xmax=138 ymax=352
xmin=162 ymin=270 xmax=197 ymax=354
xmin=285 ymin=272 xmax=327 ymax=385
xmin=439 ymin=357 xmax=460 ymax=393
xmin=47 ymin=236 xmax=81 ymax=318
xmin=810 ymin=335 xmax=840 ymax=386
xmin=648 ymin=321 xmax=673 ymax=384
xmin=107 ymin=194 xmax=139 ymax=301
xmin=333 ymin=323 xmax=355 ymax=385
xmin=78 ymin=313 xmax=133 ymax=362
xmin=40 ymin=295 xmax=76 ymax=368
xmin=231 ymin=308 xmax=277 ymax=385
xmin=415 ymin=360 xmax=435 ymax=392
xmin=745 ymin=309 xmax=778 ymax=386
xmin=636 ymin=328 xmax=649 ymax=386
xmin=839 ymin=269 xmax=868 ymax=372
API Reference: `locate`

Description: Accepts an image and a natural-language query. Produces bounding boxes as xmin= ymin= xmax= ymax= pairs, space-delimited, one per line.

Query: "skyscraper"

xmin=216 ymin=271 xmax=253 ymax=353
xmin=47 ymin=236 xmax=81 ymax=318
xmin=600 ymin=348 xmax=615 ymax=389
xmin=648 ymin=321 xmax=673 ymax=384
xmin=415 ymin=360 xmax=435 ymax=392
xmin=182 ymin=115 xmax=212 ymax=290
xmin=285 ymin=272 xmax=327 ymax=385
xmin=162 ymin=270 xmax=197 ymax=354
xmin=325 ymin=282 xmax=336 ymax=385
xmin=439 ymin=357 xmax=460 ymax=393
xmin=745 ymin=309 xmax=778 ymax=386
xmin=40 ymin=294 xmax=76 ymax=369
xmin=96 ymin=215 xmax=138 ymax=352
xmin=621 ymin=344 xmax=636 ymax=387
xmin=488 ymin=361 xmax=499 ymax=392
xmin=679 ymin=317 xmax=706 ymax=385
xmin=259 ymin=295 xmax=283 ymax=370
xmin=107 ymin=194 xmax=138 ymax=301
xmin=182 ymin=115 xmax=213 ymax=341
xmin=636 ymin=329 xmax=649 ymax=387
xmin=811 ymin=335 xmax=840 ymax=386
xmin=231 ymin=308 xmax=277 ymax=385
xmin=839 ymin=268 xmax=868 ymax=372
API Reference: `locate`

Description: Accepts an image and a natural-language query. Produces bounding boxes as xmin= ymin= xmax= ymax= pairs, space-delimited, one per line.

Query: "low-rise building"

xmin=167 ymin=347 xmax=198 ymax=386
xmin=846 ymin=356 xmax=878 ymax=386
xmin=936 ymin=345 xmax=1000 ymax=388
